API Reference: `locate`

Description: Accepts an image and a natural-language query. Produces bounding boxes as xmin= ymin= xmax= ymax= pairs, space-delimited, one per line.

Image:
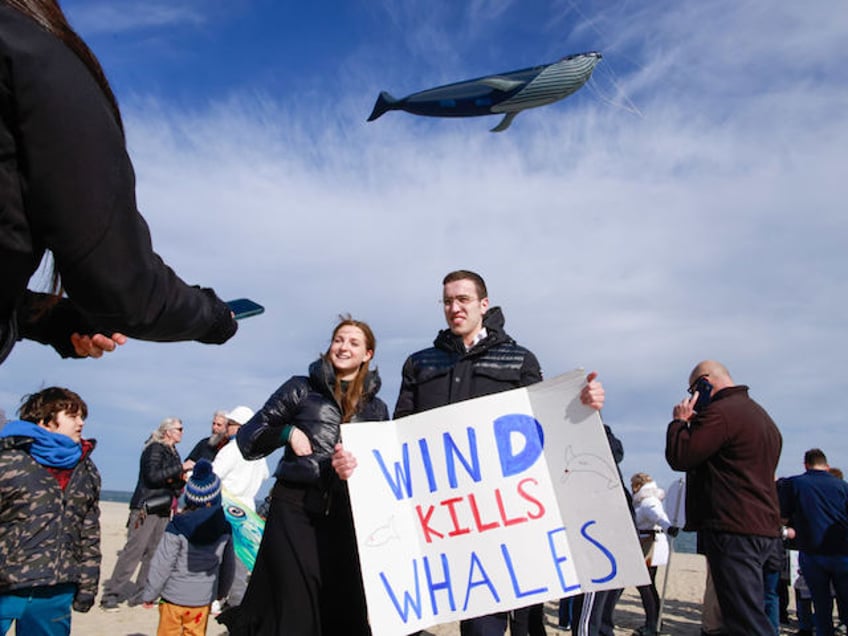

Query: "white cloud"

xmin=66 ymin=1 xmax=206 ymax=34
xmin=2 ymin=0 xmax=846 ymax=491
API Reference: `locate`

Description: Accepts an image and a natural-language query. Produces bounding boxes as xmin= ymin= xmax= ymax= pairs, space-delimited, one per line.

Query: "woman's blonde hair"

xmin=145 ymin=417 xmax=182 ymax=447
xmin=631 ymin=472 xmax=652 ymax=493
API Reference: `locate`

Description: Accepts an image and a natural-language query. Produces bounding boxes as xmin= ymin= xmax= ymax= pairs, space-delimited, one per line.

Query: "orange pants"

xmin=156 ymin=601 xmax=210 ymax=636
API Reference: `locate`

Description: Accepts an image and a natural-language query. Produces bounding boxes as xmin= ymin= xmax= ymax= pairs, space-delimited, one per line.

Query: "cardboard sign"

xmin=343 ymin=370 xmax=648 ymax=634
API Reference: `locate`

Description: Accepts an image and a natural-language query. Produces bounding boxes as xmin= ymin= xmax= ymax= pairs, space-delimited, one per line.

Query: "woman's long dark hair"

xmin=325 ymin=316 xmax=376 ymax=423
xmin=4 ymin=0 xmax=122 ymax=132
xmin=4 ymin=0 xmax=124 ymax=300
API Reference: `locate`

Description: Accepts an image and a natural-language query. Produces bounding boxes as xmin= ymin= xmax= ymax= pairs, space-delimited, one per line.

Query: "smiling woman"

xmin=0 ymin=0 xmax=238 ymax=365
xmin=220 ymin=316 xmax=389 ymax=635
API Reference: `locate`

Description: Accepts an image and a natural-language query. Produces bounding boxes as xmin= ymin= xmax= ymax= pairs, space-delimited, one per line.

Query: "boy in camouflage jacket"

xmin=0 ymin=387 xmax=101 ymax=635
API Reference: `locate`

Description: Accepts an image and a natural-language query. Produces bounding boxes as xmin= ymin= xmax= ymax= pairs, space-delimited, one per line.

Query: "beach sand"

xmin=63 ymin=501 xmax=799 ymax=635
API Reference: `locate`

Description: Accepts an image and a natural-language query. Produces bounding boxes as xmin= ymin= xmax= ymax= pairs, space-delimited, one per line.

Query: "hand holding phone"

xmin=226 ymin=298 xmax=265 ymax=320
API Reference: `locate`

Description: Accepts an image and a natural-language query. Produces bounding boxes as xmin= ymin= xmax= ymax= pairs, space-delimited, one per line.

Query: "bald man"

xmin=665 ymin=361 xmax=783 ymax=636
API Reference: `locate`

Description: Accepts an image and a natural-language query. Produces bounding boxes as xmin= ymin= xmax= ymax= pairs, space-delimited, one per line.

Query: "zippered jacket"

xmin=394 ymin=306 xmax=542 ymax=417
xmin=0 ymin=433 xmax=101 ymax=611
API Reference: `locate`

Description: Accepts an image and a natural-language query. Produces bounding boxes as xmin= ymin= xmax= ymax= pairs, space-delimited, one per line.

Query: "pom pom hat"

xmin=185 ymin=459 xmax=222 ymax=507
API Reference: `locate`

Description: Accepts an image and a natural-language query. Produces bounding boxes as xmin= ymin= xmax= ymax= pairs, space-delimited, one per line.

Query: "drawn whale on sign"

xmin=367 ymin=51 xmax=602 ymax=132
xmin=561 ymin=445 xmax=618 ymax=489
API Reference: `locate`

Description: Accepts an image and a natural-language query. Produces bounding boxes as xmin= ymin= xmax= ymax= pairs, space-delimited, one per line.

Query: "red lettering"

xmin=468 ymin=492 xmax=500 ymax=532
xmin=443 ymin=496 xmax=472 ymax=537
xmin=415 ymin=504 xmax=444 ymax=543
xmin=517 ymin=477 xmax=546 ymax=519
xmin=495 ymin=487 xmax=527 ymax=527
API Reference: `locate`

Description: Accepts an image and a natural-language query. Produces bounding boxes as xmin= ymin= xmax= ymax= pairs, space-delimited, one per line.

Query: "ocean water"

xmin=673 ymin=530 xmax=696 ymax=554
xmin=100 ymin=489 xmax=697 ymax=555
xmin=101 ymin=489 xmax=132 ymax=503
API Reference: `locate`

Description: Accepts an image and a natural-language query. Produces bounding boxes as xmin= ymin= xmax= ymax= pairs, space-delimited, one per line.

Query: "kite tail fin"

xmin=367 ymin=91 xmax=399 ymax=122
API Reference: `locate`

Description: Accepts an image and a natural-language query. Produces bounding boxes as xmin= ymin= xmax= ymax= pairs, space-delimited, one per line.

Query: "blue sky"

xmin=1 ymin=0 xmax=846 ymax=494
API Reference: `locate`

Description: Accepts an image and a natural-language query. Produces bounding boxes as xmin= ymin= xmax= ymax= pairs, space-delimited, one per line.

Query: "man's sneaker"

xmin=100 ymin=597 xmax=120 ymax=612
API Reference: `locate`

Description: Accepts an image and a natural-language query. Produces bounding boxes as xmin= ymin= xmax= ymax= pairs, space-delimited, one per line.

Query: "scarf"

xmin=0 ymin=420 xmax=82 ymax=468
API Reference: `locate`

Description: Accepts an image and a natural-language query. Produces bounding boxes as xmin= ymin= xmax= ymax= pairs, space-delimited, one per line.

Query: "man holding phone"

xmin=665 ymin=360 xmax=783 ymax=635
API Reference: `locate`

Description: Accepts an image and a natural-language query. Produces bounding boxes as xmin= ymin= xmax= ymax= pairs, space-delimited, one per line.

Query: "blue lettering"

xmin=423 ymin=553 xmax=456 ymax=615
xmin=419 ymin=438 xmax=438 ymax=493
xmin=581 ymin=520 xmax=617 ymax=583
xmin=373 ymin=444 xmax=413 ymax=500
xmin=463 ymin=551 xmax=500 ymax=610
xmin=380 ymin=560 xmax=423 ymax=622
xmin=501 ymin=543 xmax=547 ymax=598
xmin=494 ymin=414 xmax=544 ymax=477
xmin=445 ymin=428 xmax=481 ymax=488
xmin=547 ymin=527 xmax=581 ymax=593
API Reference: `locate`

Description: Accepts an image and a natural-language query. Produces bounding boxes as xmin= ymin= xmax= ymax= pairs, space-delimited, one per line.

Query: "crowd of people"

xmin=0 ymin=1 xmax=844 ymax=636
xmin=2 ymin=270 xmax=848 ymax=636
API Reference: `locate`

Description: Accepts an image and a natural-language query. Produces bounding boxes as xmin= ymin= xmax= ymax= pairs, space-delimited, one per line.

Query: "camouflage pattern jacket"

xmin=0 ymin=435 xmax=101 ymax=611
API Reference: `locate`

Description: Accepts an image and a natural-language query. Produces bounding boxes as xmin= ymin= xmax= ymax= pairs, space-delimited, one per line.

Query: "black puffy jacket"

xmin=238 ymin=358 xmax=389 ymax=485
xmin=128 ymin=441 xmax=185 ymax=513
xmin=394 ymin=306 xmax=542 ymax=418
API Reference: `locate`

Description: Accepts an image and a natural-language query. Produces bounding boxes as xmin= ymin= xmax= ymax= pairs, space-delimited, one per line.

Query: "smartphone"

xmin=692 ymin=376 xmax=713 ymax=412
xmin=226 ymin=298 xmax=265 ymax=320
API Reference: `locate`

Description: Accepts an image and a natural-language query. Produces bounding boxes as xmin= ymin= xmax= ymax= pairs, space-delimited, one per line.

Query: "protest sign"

xmin=343 ymin=369 xmax=647 ymax=634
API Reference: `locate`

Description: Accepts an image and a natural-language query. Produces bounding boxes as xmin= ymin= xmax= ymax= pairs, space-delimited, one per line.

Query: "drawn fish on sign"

xmin=367 ymin=51 xmax=601 ymax=132
xmin=561 ymin=445 xmax=618 ymax=489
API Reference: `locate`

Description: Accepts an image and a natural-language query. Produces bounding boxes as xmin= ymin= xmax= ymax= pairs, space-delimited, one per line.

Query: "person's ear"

xmin=480 ymin=297 xmax=490 ymax=313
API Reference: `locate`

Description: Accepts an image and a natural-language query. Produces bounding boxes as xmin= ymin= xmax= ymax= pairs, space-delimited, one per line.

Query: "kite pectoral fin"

xmin=490 ymin=112 xmax=518 ymax=133
xmin=480 ymin=77 xmax=525 ymax=92
xmin=367 ymin=91 xmax=399 ymax=122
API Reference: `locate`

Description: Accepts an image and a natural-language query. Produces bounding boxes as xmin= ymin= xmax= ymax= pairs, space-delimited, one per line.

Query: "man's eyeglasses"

xmin=441 ymin=295 xmax=477 ymax=307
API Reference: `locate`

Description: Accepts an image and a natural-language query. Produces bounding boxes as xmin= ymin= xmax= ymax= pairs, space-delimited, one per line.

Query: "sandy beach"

xmin=62 ymin=501 xmax=801 ymax=635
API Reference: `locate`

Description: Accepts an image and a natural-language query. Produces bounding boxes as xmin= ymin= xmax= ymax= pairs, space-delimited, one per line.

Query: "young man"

xmin=395 ymin=270 xmax=605 ymax=636
xmin=0 ymin=387 xmax=101 ymax=635
xmin=779 ymin=448 xmax=848 ymax=636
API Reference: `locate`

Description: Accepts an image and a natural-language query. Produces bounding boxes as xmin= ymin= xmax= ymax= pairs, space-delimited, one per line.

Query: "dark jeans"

xmin=459 ymin=612 xmax=508 ymax=636
xmin=636 ymin=566 xmax=660 ymax=631
xmin=799 ymin=551 xmax=848 ymax=636
xmin=701 ymin=530 xmax=781 ymax=636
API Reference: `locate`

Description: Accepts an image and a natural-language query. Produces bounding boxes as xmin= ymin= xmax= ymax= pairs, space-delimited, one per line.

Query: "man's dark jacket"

xmin=394 ymin=306 xmax=542 ymax=417
xmin=666 ymin=385 xmax=782 ymax=536
xmin=779 ymin=469 xmax=848 ymax=555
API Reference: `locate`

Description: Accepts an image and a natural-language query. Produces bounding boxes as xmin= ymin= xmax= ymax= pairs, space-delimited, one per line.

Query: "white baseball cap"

xmin=225 ymin=405 xmax=254 ymax=425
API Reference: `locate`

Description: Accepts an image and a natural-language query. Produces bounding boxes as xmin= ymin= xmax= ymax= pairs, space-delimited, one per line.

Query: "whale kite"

xmin=367 ymin=51 xmax=602 ymax=132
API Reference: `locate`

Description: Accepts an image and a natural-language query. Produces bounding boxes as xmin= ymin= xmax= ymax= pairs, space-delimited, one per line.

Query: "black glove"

xmin=667 ymin=526 xmax=680 ymax=537
xmin=73 ymin=593 xmax=95 ymax=613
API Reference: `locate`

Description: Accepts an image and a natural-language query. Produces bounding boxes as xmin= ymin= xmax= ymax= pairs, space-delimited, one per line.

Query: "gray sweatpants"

xmin=102 ymin=509 xmax=169 ymax=605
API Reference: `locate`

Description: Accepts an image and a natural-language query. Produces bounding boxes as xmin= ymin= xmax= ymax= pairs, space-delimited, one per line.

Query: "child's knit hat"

xmin=185 ymin=459 xmax=222 ymax=507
